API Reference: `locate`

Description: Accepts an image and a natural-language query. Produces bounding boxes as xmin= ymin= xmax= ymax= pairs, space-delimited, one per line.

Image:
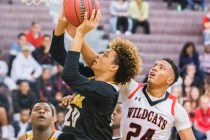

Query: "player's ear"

xmin=109 ymin=64 xmax=119 ymax=72
xmin=167 ymin=76 xmax=173 ymax=85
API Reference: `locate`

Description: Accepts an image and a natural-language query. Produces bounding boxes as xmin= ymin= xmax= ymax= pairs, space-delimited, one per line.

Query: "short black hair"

xmin=161 ymin=58 xmax=179 ymax=85
xmin=29 ymin=100 xmax=54 ymax=116
xmin=17 ymin=32 xmax=26 ymax=39
xmin=43 ymin=34 xmax=51 ymax=39
xmin=31 ymin=21 xmax=40 ymax=26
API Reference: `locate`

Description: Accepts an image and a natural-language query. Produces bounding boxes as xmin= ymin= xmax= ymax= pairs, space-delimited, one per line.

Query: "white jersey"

xmin=120 ymin=80 xmax=191 ymax=140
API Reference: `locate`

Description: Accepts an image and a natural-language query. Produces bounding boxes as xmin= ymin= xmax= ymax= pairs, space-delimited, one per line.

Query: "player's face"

xmin=111 ymin=104 xmax=122 ymax=128
xmin=147 ymin=60 xmax=174 ymax=87
xmin=30 ymin=103 xmax=54 ymax=129
xmin=91 ymin=49 xmax=119 ymax=74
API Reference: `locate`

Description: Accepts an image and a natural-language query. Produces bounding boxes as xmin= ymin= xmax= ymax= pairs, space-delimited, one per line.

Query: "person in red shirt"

xmin=203 ymin=12 xmax=210 ymax=43
xmin=193 ymin=95 xmax=210 ymax=133
xmin=26 ymin=21 xmax=43 ymax=48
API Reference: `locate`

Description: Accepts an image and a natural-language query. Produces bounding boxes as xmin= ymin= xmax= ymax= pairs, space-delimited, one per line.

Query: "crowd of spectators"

xmin=0 ymin=21 xmax=70 ymax=139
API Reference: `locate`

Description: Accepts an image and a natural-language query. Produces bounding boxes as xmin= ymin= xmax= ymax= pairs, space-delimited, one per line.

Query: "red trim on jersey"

xmin=168 ymin=94 xmax=177 ymax=116
xmin=128 ymin=83 xmax=144 ymax=99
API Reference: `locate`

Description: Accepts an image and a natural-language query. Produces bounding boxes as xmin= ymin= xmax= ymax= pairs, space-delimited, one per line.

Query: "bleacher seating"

xmin=0 ymin=0 xmax=54 ymax=62
xmin=99 ymin=0 xmax=206 ymax=81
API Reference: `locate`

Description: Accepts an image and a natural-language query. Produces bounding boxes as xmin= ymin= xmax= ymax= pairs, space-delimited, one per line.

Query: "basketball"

xmin=63 ymin=0 xmax=100 ymax=27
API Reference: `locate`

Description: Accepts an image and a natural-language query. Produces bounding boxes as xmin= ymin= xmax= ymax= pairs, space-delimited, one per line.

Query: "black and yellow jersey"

xmin=26 ymin=130 xmax=62 ymax=140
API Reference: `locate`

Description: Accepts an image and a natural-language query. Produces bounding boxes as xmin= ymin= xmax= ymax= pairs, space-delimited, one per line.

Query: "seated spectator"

xmin=182 ymin=74 xmax=194 ymax=98
xmin=189 ymin=86 xmax=201 ymax=110
xmin=8 ymin=33 xmax=34 ymax=76
xmin=179 ymin=42 xmax=200 ymax=77
xmin=26 ymin=21 xmax=43 ymax=48
xmin=185 ymin=63 xmax=203 ymax=88
xmin=204 ymin=78 xmax=210 ymax=100
xmin=183 ymin=100 xmax=206 ymax=140
xmin=203 ymin=12 xmax=210 ymax=43
xmin=166 ymin=0 xmax=187 ymax=10
xmin=12 ymin=81 xmax=36 ymax=119
xmin=170 ymin=100 xmax=207 ymax=140
xmin=111 ymin=102 xmax=122 ymax=140
xmin=187 ymin=0 xmax=206 ymax=11
xmin=110 ymin=0 xmax=131 ymax=35
xmin=0 ymin=60 xmax=17 ymax=91
xmin=200 ymin=42 xmax=210 ymax=75
xmin=55 ymin=111 xmax=65 ymax=131
xmin=171 ymin=86 xmax=183 ymax=104
xmin=11 ymin=109 xmax=31 ymax=138
xmin=51 ymin=64 xmax=74 ymax=97
xmin=129 ymin=0 xmax=150 ymax=34
xmin=194 ymin=95 xmax=210 ymax=133
xmin=32 ymin=34 xmax=55 ymax=67
xmin=35 ymin=68 xmax=58 ymax=107
xmin=11 ymin=46 xmax=42 ymax=83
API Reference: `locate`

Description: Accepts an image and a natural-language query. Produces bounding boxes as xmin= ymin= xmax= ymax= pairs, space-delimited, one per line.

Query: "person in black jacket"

xmin=51 ymin=9 xmax=141 ymax=140
xmin=12 ymin=81 xmax=37 ymax=114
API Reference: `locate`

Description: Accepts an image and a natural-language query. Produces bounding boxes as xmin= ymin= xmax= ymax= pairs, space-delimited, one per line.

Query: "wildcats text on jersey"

xmin=127 ymin=107 xmax=167 ymax=130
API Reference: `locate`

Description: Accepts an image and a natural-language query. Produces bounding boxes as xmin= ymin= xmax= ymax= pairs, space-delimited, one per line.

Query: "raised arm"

xmin=49 ymin=8 xmax=68 ymax=66
xmin=62 ymin=11 xmax=115 ymax=101
xmin=66 ymin=23 xmax=97 ymax=67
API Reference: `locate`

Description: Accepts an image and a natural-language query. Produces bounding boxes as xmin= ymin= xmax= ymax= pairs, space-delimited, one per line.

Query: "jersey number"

xmin=64 ymin=106 xmax=80 ymax=127
xmin=126 ymin=123 xmax=155 ymax=140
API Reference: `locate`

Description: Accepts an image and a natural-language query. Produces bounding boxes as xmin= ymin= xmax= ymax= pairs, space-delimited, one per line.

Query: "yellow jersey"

xmin=26 ymin=130 xmax=62 ymax=140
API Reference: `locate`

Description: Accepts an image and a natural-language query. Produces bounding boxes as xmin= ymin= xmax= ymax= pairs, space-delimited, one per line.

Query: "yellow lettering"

xmin=70 ymin=94 xmax=85 ymax=108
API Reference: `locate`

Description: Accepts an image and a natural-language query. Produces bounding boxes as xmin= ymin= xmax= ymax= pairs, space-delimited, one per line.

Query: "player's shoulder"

xmin=52 ymin=130 xmax=62 ymax=138
xmin=25 ymin=130 xmax=62 ymax=140
xmin=26 ymin=130 xmax=32 ymax=139
xmin=120 ymin=79 xmax=145 ymax=98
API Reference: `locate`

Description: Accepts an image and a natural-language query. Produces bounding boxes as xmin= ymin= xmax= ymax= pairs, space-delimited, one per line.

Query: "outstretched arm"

xmin=49 ymin=7 xmax=68 ymax=66
xmin=178 ymin=128 xmax=196 ymax=140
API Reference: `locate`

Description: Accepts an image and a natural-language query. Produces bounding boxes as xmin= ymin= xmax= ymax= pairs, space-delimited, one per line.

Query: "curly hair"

xmin=109 ymin=37 xmax=142 ymax=84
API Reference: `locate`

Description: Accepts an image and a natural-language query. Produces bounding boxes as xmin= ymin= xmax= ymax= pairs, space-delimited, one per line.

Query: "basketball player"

xmin=25 ymin=101 xmax=62 ymax=140
xmin=111 ymin=102 xmax=122 ymax=140
xmin=50 ymin=9 xmax=141 ymax=140
xmin=17 ymin=103 xmax=58 ymax=140
xmin=64 ymin=13 xmax=195 ymax=140
xmin=119 ymin=59 xmax=196 ymax=140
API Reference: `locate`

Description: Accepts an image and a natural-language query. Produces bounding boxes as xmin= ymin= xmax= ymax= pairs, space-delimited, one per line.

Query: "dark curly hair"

xmin=180 ymin=42 xmax=196 ymax=57
xmin=110 ymin=37 xmax=142 ymax=84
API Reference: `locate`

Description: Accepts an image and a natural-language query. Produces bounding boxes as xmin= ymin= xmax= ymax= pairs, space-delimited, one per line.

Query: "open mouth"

xmin=37 ymin=115 xmax=46 ymax=120
xmin=149 ymin=72 xmax=156 ymax=78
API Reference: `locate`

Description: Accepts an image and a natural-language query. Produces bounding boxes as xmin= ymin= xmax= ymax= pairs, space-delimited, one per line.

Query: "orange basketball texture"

xmin=63 ymin=0 xmax=100 ymax=27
